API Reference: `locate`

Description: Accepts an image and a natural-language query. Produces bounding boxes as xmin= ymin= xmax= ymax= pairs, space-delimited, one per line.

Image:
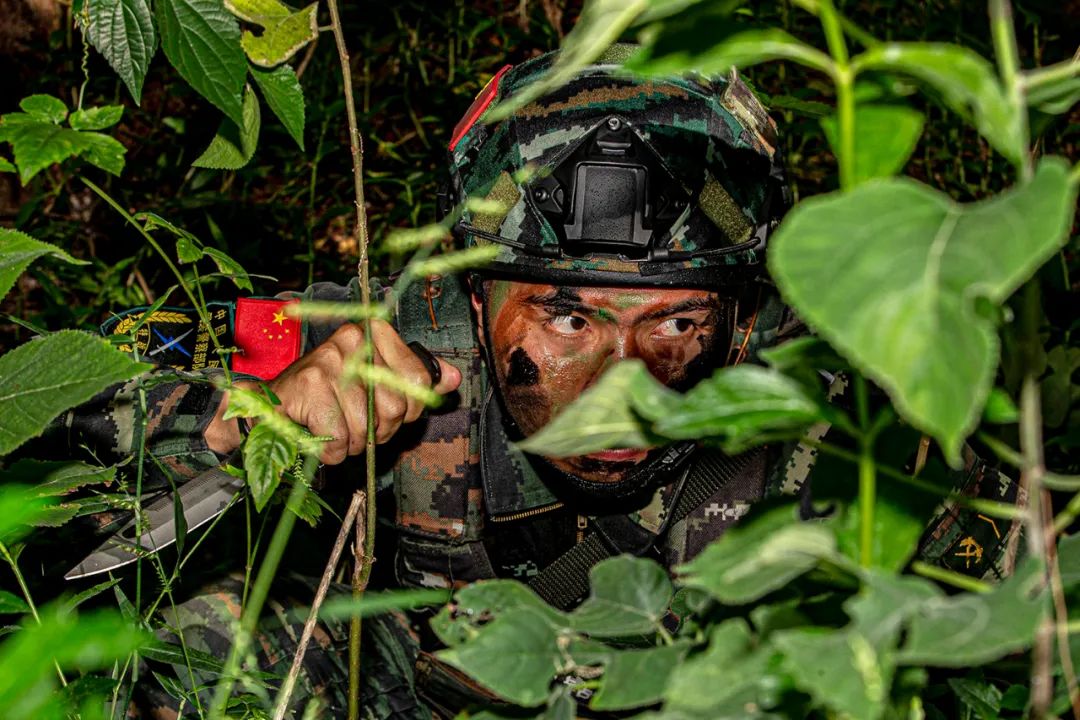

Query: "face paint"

xmin=481 ymin=280 xmax=731 ymax=485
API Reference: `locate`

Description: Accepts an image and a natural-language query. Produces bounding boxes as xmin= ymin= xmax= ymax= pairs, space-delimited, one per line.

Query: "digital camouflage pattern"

xmin=449 ymin=47 xmax=788 ymax=288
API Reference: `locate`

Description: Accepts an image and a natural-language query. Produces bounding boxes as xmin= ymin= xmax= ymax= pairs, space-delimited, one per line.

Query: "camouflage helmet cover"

xmin=447 ymin=46 xmax=789 ymax=289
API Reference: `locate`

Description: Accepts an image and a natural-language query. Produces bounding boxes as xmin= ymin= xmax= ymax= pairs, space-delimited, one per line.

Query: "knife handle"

xmin=407 ymin=341 xmax=442 ymax=387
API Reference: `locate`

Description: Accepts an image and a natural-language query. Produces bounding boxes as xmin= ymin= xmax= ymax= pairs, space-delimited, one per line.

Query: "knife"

xmin=65 ymin=460 xmax=245 ymax=580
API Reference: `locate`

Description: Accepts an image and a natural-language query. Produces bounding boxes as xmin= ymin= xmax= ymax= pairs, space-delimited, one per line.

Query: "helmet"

xmin=444 ymin=45 xmax=790 ymax=289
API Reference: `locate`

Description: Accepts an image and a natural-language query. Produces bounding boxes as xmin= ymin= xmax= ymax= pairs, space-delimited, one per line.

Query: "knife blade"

xmin=65 ymin=460 xmax=245 ymax=580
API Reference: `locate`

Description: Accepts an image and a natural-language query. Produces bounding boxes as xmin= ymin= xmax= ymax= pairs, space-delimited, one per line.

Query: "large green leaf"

xmin=193 ymin=84 xmax=261 ymax=169
xmin=19 ymin=95 xmax=68 ymax=124
xmin=437 ymin=607 xmax=564 ymax=707
xmin=2 ymin=460 xmax=116 ymax=499
xmin=0 ymin=228 xmax=87 ymax=300
xmin=651 ymin=364 xmax=827 ymax=453
xmin=0 ymin=485 xmax=55 ymax=544
xmin=431 ymin=580 xmax=567 ymax=647
xmin=768 ymin=158 xmax=1076 ymax=465
xmin=0 ymin=113 xmax=127 ymax=183
xmin=775 ymin=628 xmax=888 ymax=720
xmin=591 ymin=643 xmax=690 ymax=710
xmin=678 ymin=503 xmax=838 ymax=604
xmin=899 ymin=559 xmax=1047 ymax=666
xmin=69 ymin=105 xmax=124 ymax=131
xmin=517 ymin=360 xmax=670 ymax=458
xmin=486 ymin=0 xmax=649 ymax=121
xmin=85 ymin=0 xmax=157 ymax=103
xmin=224 ymin=0 xmax=318 ymax=67
xmin=853 ymin=43 xmax=1024 ymax=167
xmin=156 ymin=0 xmax=246 ymax=126
xmin=663 ymin=619 xmax=775 ymax=714
xmin=0 ymin=331 xmax=150 ymax=455
xmin=570 ymin=556 xmax=673 ymax=637
xmin=627 ymin=27 xmax=833 ymax=77
xmin=242 ymin=422 xmax=297 ymax=511
xmin=250 ymin=63 xmax=305 ymax=149
xmin=821 ymin=105 xmax=925 ymax=186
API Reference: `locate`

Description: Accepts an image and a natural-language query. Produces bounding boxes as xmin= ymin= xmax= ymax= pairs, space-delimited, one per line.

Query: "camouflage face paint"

xmin=482 ymin=280 xmax=729 ymax=484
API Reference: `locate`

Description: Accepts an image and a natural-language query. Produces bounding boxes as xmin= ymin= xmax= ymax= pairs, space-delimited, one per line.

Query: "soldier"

xmin=44 ymin=48 xmax=1019 ymax=718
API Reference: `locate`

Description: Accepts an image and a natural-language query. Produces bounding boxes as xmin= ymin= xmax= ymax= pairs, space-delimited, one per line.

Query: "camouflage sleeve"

xmin=43 ymin=368 xmax=227 ymax=490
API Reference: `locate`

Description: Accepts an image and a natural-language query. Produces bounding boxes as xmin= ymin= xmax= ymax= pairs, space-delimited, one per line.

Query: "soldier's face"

xmin=474 ymin=280 xmax=727 ymax=483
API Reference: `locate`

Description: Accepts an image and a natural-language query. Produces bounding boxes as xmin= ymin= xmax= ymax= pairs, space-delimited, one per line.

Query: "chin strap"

xmin=527 ymin=445 xmax=768 ymax=610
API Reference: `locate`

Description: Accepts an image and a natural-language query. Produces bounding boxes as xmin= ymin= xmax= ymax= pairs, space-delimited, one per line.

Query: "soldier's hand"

xmin=206 ymin=320 xmax=462 ymax=463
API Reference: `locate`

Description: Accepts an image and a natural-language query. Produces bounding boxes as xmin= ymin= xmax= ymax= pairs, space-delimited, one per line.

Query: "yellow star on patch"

xmin=272 ymin=310 xmax=287 ymax=326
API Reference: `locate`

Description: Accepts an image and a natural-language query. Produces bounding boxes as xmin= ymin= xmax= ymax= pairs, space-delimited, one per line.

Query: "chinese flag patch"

xmin=233 ymin=298 xmax=302 ymax=380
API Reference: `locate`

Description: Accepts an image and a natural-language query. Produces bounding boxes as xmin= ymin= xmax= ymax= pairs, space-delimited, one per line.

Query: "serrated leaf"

xmin=436 ymin=606 xmax=564 ymax=707
xmin=203 ymin=246 xmax=252 ymax=291
xmin=0 ymin=331 xmax=150 ymax=455
xmin=0 ymin=459 xmax=116 ymax=497
xmin=591 ymin=643 xmax=689 ymax=710
xmin=854 ymin=43 xmax=1024 ymax=166
xmin=570 ymin=556 xmax=673 ymax=637
xmin=250 ymin=63 xmax=305 ymax=148
xmin=768 ymin=158 xmax=1076 ymax=466
xmin=19 ymin=95 xmax=68 ymax=124
xmin=822 ymin=104 xmax=925 ymax=186
xmin=156 ymin=0 xmax=246 ymax=125
xmin=517 ymin=361 xmax=670 ymax=457
xmin=775 ymin=628 xmax=888 ymax=720
xmin=242 ymin=422 xmax=297 ymax=511
xmin=678 ymin=503 xmax=837 ymax=604
xmin=899 ymin=559 xmax=1048 ymax=666
xmin=193 ymin=84 xmax=260 ymax=169
xmin=0 ymin=228 xmax=87 ymax=299
xmin=69 ymin=105 xmax=124 ymax=131
xmin=79 ymin=132 xmax=127 ymax=175
xmin=0 ymin=117 xmax=127 ymax=183
xmin=0 ymin=485 xmax=56 ymax=544
xmin=85 ymin=0 xmax=157 ymax=103
xmin=225 ymin=0 xmax=318 ymax=67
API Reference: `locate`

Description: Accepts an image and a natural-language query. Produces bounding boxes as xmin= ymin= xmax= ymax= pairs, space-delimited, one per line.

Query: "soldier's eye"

xmin=655 ymin=318 xmax=696 ymax=337
xmin=549 ymin=315 xmax=589 ymax=335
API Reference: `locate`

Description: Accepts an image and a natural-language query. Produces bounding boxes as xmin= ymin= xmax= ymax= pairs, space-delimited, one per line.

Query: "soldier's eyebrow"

xmin=636 ymin=297 xmax=719 ymax=322
xmin=524 ymin=287 xmax=587 ymax=314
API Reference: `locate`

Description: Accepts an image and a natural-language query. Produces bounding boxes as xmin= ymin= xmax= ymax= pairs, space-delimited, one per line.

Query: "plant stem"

xmin=817 ymin=0 xmax=856 ymax=189
xmin=323 ymin=0 xmax=376 ymax=716
xmin=852 ymin=375 xmax=876 ymax=567
xmin=910 ymin=561 xmax=992 ymax=593
xmin=272 ymin=490 xmax=365 ymax=720
xmin=1022 ymin=57 xmax=1080 ymax=90
xmin=989 ymin=0 xmax=1033 ymax=180
xmin=209 ymin=464 xmax=313 ymax=717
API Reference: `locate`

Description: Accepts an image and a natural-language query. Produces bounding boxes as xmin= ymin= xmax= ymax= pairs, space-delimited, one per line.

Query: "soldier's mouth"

xmin=583 ymin=448 xmax=649 ymax=463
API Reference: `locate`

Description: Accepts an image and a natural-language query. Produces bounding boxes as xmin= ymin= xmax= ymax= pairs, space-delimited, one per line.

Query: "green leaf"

xmin=1057 ymin=533 xmax=1080 ymax=589
xmin=627 ymin=27 xmax=833 ymax=77
xmin=78 ymin=132 xmax=127 ymax=175
xmin=0 ymin=485 xmax=55 ymax=544
xmin=193 ymin=83 xmax=261 ymax=169
xmin=0 ymin=459 xmax=116 ymax=497
xmin=85 ymin=0 xmax=157 ymax=103
xmin=899 ymin=559 xmax=1048 ymax=666
xmin=570 ymin=556 xmax=673 ymax=637
xmin=203 ymin=246 xmax=253 ymax=291
xmin=821 ymin=105 xmax=925 ymax=186
xmin=437 ymin=606 xmax=564 ymax=707
xmin=431 ymin=580 xmax=567 ymax=647
xmin=175 ymin=236 xmax=204 ymax=263
xmin=1027 ymin=73 xmax=1080 ymax=115
xmin=224 ymin=0 xmax=318 ymax=67
xmin=948 ymin=677 xmax=1003 ymax=720
xmin=156 ymin=0 xmax=246 ymax=126
xmin=678 ymin=503 xmax=838 ymax=604
xmin=663 ymin=619 xmax=775 ymax=714
xmin=0 ymin=331 xmax=151 ymax=455
xmin=517 ymin=360 xmax=669 ymax=458
xmin=591 ymin=643 xmax=689 ymax=710
xmin=0 ymin=117 xmax=127 ymax=183
xmin=316 ymin=588 xmax=451 ymax=622
xmin=982 ymin=388 xmax=1019 ymax=424
xmin=0 ymin=228 xmax=87 ymax=300
xmin=0 ymin=157 xmax=14 ymax=172
xmin=854 ymin=43 xmax=1024 ymax=166
xmin=0 ymin=592 xmax=29 ymax=615
xmin=846 ymin=572 xmax=943 ymax=650
xmin=486 ymin=0 xmax=650 ymax=121
xmin=242 ymin=422 xmax=297 ymax=511
xmin=775 ymin=628 xmax=888 ymax=720
xmin=69 ymin=105 xmax=124 ymax=131
xmin=652 ymin=365 xmax=827 ymax=453
xmin=19 ymin=95 xmax=68 ymax=124
xmin=250 ymin=63 xmax=305 ymax=149
xmin=768 ymin=158 xmax=1077 ymax=465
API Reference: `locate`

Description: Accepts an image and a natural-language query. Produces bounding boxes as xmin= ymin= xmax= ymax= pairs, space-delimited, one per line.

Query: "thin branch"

xmin=272 ymin=491 xmax=365 ymax=720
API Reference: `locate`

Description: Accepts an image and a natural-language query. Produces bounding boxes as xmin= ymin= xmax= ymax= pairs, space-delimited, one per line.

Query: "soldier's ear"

xmin=469 ymin=278 xmax=487 ymax=345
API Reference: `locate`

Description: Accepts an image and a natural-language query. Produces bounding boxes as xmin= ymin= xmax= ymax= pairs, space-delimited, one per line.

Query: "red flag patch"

xmin=233 ymin=297 xmax=302 ymax=380
xmin=449 ymin=64 xmax=513 ymax=151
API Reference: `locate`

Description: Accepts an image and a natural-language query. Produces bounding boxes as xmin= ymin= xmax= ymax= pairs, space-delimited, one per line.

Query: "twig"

xmin=1046 ymin=499 xmax=1080 ymax=720
xmin=296 ymin=34 xmax=320 ymax=80
xmin=272 ymin=491 xmax=365 ymax=720
xmin=323 ymin=0 xmax=376 ymax=717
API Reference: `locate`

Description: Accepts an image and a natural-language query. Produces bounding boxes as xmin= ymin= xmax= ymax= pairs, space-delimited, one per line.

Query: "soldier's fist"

xmin=206 ymin=320 xmax=461 ymax=464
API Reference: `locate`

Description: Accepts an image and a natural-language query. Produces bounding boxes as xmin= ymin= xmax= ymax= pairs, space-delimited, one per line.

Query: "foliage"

xmin=0 ymin=0 xmax=1077 ymax=717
